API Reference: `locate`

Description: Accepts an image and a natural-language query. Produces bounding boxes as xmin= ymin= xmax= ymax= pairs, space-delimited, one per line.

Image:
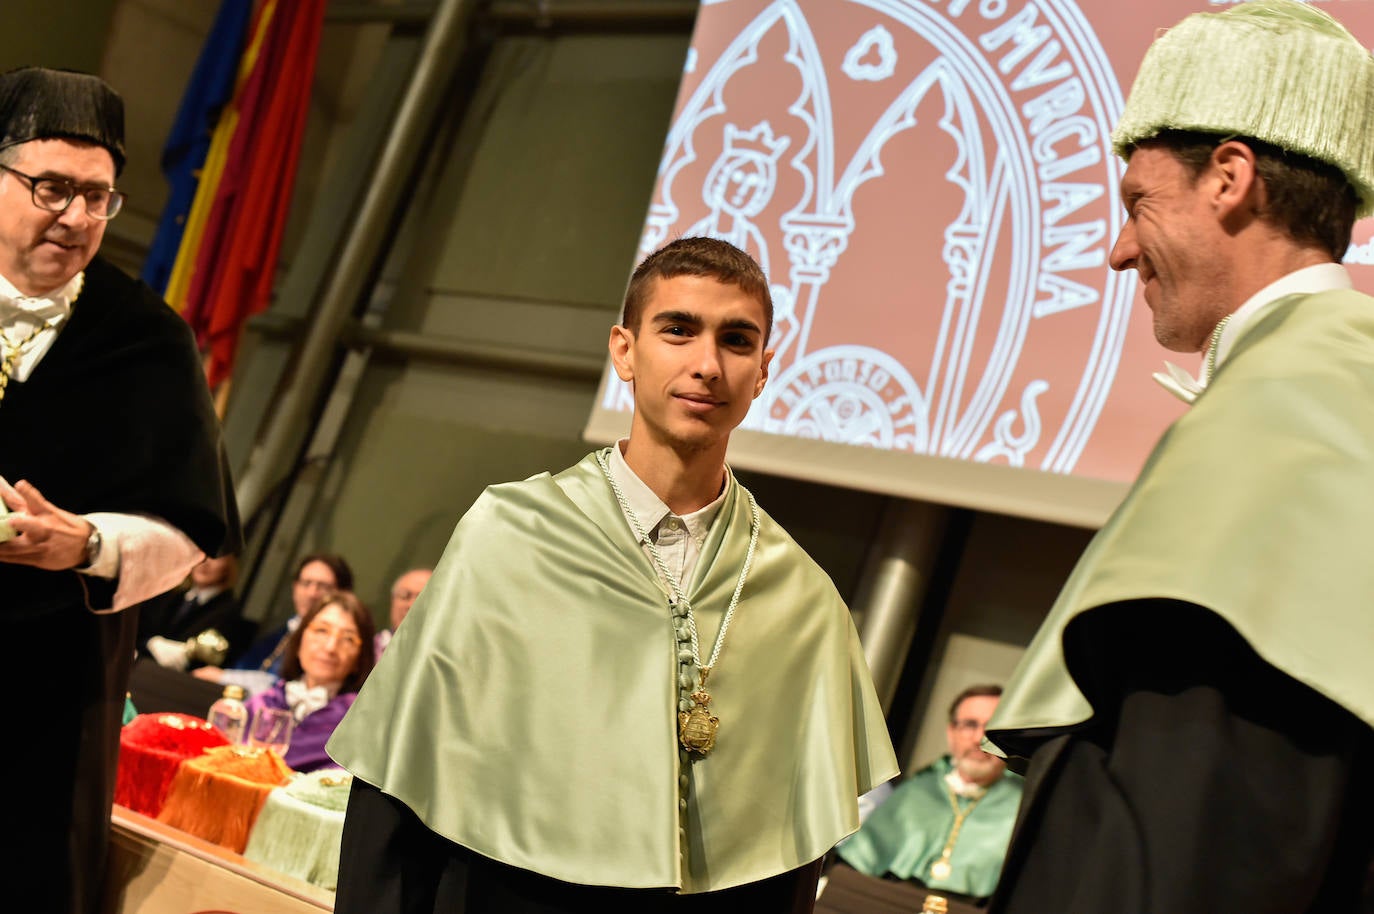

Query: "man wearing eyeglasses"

xmin=0 ymin=67 xmax=239 ymax=914
xmin=836 ymin=685 xmax=1022 ymax=904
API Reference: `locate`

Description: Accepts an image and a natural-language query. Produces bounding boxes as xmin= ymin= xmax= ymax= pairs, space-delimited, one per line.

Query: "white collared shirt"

xmin=186 ymin=584 xmax=228 ymax=605
xmin=1153 ymin=263 xmax=1354 ymax=403
xmin=606 ymin=440 xmax=726 ymax=595
xmin=1210 ymin=262 xmax=1353 ymax=372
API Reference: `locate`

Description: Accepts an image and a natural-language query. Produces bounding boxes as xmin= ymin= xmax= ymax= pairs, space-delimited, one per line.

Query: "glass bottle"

xmin=207 ymin=684 xmax=248 ymax=744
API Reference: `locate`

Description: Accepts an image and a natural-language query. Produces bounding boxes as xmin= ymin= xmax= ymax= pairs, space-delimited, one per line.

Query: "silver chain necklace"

xmin=596 ymin=449 xmax=760 ymax=755
xmin=1203 ymin=313 xmax=1232 ymax=384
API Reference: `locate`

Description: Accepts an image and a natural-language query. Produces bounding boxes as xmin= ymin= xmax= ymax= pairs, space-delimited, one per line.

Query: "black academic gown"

xmin=0 ymin=256 xmax=240 ymax=914
xmin=337 ymin=781 xmax=824 ymax=914
xmin=228 ymin=617 xmax=290 ymax=672
xmin=987 ymin=602 xmax=1374 ymax=914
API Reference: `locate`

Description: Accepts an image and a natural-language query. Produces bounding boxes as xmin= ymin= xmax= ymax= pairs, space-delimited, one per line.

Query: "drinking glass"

xmin=247 ymin=706 xmax=295 ymax=758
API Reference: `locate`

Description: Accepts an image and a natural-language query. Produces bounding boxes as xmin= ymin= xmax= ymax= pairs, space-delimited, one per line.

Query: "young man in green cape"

xmin=328 ymin=237 xmax=898 ymax=913
xmin=984 ymin=3 xmax=1374 ymax=911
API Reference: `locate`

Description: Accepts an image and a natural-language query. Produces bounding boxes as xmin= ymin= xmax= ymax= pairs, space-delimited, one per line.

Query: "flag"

xmin=141 ymin=0 xmax=253 ymax=295
xmin=149 ymin=0 xmax=328 ymax=390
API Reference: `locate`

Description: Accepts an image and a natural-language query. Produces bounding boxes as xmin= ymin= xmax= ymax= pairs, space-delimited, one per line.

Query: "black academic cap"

xmin=0 ymin=67 xmax=125 ymax=175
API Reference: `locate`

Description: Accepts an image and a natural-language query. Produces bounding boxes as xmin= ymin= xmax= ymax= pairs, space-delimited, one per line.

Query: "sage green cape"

xmin=988 ymin=290 xmax=1374 ymax=753
xmin=837 ymin=757 xmax=1023 ymax=898
xmin=328 ymin=450 xmax=898 ymax=893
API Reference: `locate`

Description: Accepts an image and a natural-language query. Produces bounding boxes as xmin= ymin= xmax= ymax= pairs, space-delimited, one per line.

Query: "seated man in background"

xmin=837 ymin=685 xmax=1021 ymax=905
xmin=138 ymin=553 xmax=250 ymax=670
xmin=373 ymin=566 xmax=432 ymax=655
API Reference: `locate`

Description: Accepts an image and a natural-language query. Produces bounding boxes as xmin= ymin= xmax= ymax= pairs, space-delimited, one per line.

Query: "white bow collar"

xmin=0 ymin=271 xmax=82 ymax=324
xmin=284 ymin=678 xmax=337 ymax=721
xmin=944 ymin=767 xmax=989 ymax=799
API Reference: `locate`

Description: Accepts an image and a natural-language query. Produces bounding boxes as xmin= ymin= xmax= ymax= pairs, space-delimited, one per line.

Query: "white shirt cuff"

xmin=78 ymin=513 xmax=205 ymax=613
xmin=218 ymin=669 xmax=277 ymax=696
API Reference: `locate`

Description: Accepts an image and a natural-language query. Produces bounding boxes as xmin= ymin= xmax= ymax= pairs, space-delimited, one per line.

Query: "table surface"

xmin=817 ymin=863 xmax=984 ymax=914
xmin=105 ymin=805 xmax=335 ymax=913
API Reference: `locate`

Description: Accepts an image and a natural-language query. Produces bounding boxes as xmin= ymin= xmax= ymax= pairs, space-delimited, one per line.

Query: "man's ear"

xmin=1210 ymin=140 xmax=1261 ymax=221
xmin=609 ymin=324 xmax=635 ymax=382
xmin=753 ymin=348 xmax=774 ymax=399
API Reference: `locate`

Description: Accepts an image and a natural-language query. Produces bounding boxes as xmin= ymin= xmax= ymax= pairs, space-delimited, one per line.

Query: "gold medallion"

xmin=930 ymin=858 xmax=952 ymax=881
xmin=678 ymin=688 xmax=719 ymax=754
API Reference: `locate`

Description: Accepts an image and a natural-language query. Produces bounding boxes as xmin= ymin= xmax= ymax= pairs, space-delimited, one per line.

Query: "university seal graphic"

xmin=606 ymin=0 xmax=1132 ymax=473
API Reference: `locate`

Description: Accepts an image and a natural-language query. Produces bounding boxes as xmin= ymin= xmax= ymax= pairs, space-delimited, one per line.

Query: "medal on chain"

xmin=677 ymin=668 xmax=719 ymax=753
xmin=929 ymin=783 xmax=986 ymax=882
xmin=597 ymin=450 xmax=759 ymax=756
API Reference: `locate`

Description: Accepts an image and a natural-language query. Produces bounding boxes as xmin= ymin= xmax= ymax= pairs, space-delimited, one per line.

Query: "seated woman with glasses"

xmin=196 ymin=552 xmax=355 ymax=694
xmin=244 ymin=591 xmax=376 ymax=773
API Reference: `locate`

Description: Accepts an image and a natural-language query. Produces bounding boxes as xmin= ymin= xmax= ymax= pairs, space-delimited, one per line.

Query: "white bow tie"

xmin=1154 ymin=315 xmax=1235 ymax=406
xmin=0 ymin=272 xmax=80 ymax=326
xmin=1152 ymin=361 xmax=1206 ymax=405
xmin=944 ymin=769 xmax=989 ymax=799
xmin=284 ymin=679 xmax=332 ymax=721
xmin=0 ymin=297 xmax=63 ymax=321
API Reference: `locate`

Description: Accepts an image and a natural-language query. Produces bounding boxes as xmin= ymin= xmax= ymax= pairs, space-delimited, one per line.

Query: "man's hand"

xmin=0 ymin=480 xmax=93 ymax=570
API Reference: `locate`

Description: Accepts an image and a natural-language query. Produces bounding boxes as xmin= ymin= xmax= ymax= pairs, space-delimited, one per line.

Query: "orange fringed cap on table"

xmin=157 ymin=745 xmax=295 ymax=853
xmin=116 ymin=713 xmax=229 ymax=817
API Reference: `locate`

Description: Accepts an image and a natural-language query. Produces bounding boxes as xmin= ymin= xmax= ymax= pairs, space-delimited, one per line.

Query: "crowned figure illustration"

xmin=688 ymin=121 xmax=791 ymax=278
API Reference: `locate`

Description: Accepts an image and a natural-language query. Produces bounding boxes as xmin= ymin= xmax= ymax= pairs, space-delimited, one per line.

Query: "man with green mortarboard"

xmin=983 ymin=3 xmax=1374 ymax=911
xmin=327 ymin=237 xmax=898 ymax=913
xmin=0 ymin=67 xmax=239 ymax=913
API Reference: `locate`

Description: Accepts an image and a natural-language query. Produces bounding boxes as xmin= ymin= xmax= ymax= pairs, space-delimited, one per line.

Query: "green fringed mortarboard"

xmin=0 ymin=67 xmax=125 ymax=175
xmin=1112 ymin=0 xmax=1374 ymax=217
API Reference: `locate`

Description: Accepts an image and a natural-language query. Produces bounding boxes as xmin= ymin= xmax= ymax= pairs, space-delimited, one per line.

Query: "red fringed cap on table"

xmin=116 ymin=713 xmax=229 ymax=818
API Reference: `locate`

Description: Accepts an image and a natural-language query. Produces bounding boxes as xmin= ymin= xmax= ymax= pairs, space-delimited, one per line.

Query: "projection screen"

xmin=584 ymin=0 xmax=1374 ymax=527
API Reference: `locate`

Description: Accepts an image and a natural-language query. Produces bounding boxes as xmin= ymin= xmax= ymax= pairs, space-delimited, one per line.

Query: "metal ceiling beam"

xmin=327 ymin=0 xmax=698 ymax=30
xmin=235 ymin=0 xmax=484 ymax=523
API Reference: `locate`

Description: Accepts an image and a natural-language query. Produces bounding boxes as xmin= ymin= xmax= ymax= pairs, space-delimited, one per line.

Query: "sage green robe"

xmin=987 ymin=290 xmax=1374 ymax=752
xmin=837 ymin=757 xmax=1022 ymax=899
xmin=328 ymin=450 xmax=898 ymax=893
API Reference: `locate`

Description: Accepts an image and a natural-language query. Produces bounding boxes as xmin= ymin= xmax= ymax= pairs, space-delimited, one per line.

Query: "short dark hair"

xmin=947 ymin=683 xmax=1003 ymax=722
xmin=294 ymin=552 xmax=354 ymax=592
xmin=199 ymin=553 xmax=239 ymax=588
xmin=621 ymin=237 xmax=773 ymax=344
xmin=1132 ymin=130 xmax=1358 ymax=261
xmin=279 ymin=590 xmax=376 ymax=694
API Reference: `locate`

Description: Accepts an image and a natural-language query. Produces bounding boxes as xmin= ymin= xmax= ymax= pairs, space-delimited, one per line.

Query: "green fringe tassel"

xmin=242 ymin=770 xmax=352 ymax=890
xmin=1112 ymin=0 xmax=1374 ymax=217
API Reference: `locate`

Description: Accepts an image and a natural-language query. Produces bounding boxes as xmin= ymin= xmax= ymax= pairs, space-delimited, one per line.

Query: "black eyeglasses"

xmin=0 ymin=163 xmax=124 ymax=220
